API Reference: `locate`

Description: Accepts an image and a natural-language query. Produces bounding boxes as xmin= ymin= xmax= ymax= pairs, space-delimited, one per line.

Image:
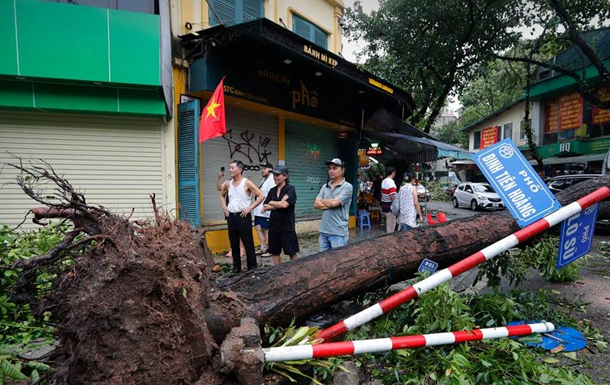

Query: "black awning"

xmin=363 ymin=109 xmax=472 ymax=162
xmin=180 ymin=19 xmax=415 ymax=122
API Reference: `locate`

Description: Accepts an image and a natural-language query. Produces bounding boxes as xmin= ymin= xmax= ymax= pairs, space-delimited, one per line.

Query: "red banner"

xmin=592 ymin=86 xmax=610 ymax=125
xmin=545 ymin=92 xmax=583 ymax=132
xmin=480 ymin=126 xmax=499 ymax=149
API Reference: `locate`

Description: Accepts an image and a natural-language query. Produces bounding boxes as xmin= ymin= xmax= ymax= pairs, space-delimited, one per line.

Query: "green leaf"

xmin=480 ymin=359 xmax=493 ymax=367
xmin=542 ymin=358 xmax=559 ymax=364
xmin=562 ymin=352 xmax=577 ymax=360
xmin=0 ymin=359 xmax=27 ymax=380
xmin=518 ymin=334 xmax=543 ymax=344
xmin=31 ymin=369 xmax=40 ymax=384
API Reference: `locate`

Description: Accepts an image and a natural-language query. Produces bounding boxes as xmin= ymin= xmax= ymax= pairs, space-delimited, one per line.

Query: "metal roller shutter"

xmin=0 ymin=111 xmax=164 ymax=231
xmin=285 ymin=120 xmax=337 ymax=219
xmin=201 ymin=106 xmax=278 ymax=224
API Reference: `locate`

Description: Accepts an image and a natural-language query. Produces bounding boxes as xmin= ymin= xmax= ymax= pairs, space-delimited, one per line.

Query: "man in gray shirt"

xmin=314 ymin=158 xmax=353 ymax=252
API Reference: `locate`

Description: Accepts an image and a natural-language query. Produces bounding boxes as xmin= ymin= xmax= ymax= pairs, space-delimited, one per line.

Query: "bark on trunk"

xmin=207 ymin=177 xmax=610 ymax=340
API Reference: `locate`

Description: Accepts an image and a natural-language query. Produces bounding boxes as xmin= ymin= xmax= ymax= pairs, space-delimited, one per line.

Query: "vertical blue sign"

xmin=557 ymin=203 xmax=599 ymax=269
xmin=418 ymin=259 xmax=439 ymax=275
xmin=473 ymin=139 xmax=562 ymax=228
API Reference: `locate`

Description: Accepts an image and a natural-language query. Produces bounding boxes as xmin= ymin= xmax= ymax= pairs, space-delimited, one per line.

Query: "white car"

xmin=452 ymin=182 xmax=504 ymax=211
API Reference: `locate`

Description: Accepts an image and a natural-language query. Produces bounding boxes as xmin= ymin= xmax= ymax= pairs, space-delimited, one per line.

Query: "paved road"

xmin=425 ymin=200 xmax=490 ymax=221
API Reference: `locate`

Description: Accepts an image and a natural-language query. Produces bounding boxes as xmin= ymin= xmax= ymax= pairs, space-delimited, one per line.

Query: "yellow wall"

xmin=173 ymin=0 xmax=343 ymax=54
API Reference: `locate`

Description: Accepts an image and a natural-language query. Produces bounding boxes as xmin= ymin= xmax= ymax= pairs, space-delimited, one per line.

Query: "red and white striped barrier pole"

xmin=264 ymin=322 xmax=554 ymax=362
xmin=317 ymin=187 xmax=610 ymax=342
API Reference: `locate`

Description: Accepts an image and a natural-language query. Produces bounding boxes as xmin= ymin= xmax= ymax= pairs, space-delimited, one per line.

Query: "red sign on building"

xmin=545 ymin=92 xmax=583 ymax=132
xmin=480 ymin=126 xmax=499 ymax=149
xmin=592 ymin=86 xmax=610 ymax=125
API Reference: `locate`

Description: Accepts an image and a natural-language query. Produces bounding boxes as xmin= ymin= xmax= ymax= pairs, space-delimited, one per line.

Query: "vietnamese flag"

xmin=199 ymin=77 xmax=226 ymax=143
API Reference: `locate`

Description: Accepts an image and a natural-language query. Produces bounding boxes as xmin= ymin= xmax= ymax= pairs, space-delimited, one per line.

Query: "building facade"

xmin=171 ymin=0 xmax=414 ymax=252
xmin=462 ymin=27 xmax=610 ymax=179
xmin=0 ymin=0 xmax=175 ymax=230
xmin=527 ymin=28 xmax=610 ymax=176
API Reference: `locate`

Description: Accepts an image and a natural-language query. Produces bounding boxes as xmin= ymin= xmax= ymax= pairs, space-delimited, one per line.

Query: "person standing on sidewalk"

xmin=252 ymin=162 xmax=275 ymax=257
xmin=217 ymin=170 xmax=246 ymax=258
xmin=220 ymin=160 xmax=265 ymax=273
xmin=397 ymin=174 xmax=423 ymax=230
xmin=381 ymin=167 xmax=398 ymax=233
xmin=261 ymin=166 xmax=299 ymax=265
xmin=314 ymin=158 xmax=353 ymax=252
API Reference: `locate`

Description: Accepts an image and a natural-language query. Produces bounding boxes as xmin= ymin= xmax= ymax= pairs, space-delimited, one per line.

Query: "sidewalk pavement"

xmin=213 ymin=200 xmax=483 ymax=268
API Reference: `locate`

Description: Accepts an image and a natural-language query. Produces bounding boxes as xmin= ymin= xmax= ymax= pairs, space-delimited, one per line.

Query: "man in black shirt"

xmin=261 ymin=166 xmax=299 ymax=265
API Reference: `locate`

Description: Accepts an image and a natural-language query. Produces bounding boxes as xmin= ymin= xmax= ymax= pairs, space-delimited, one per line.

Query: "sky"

xmin=338 ymin=0 xmax=462 ymax=113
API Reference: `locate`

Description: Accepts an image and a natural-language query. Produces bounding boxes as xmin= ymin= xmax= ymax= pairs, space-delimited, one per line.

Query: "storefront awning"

xmin=363 ymin=109 xmax=472 ymax=162
xmin=180 ymin=19 xmax=415 ymax=128
xmin=543 ymin=153 xmax=607 ymax=165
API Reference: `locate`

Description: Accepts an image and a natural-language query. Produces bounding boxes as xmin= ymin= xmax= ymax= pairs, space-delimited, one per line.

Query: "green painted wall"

xmin=0 ymin=80 xmax=165 ymax=116
xmin=1 ymin=0 xmax=160 ymax=87
xmin=530 ymin=58 xmax=610 ymax=100
xmin=537 ymin=137 xmax=610 ymax=158
xmin=0 ymin=0 xmax=18 ymax=76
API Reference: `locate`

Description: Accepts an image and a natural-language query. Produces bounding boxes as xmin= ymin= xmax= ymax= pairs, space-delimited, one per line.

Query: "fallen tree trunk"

xmin=5 ymin=158 xmax=609 ymax=384
xmin=209 ymin=176 xmax=610 ymax=339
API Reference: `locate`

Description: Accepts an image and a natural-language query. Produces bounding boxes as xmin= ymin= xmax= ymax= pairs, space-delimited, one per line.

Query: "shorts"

xmin=268 ymin=231 xmax=299 ymax=256
xmin=254 ymin=216 xmax=270 ymax=229
xmin=381 ymin=201 xmax=392 ymax=213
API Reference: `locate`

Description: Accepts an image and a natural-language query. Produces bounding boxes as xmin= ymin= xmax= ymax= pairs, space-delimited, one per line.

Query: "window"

xmin=465 ymin=185 xmax=473 ymax=193
xmin=209 ymin=0 xmax=264 ymax=27
xmin=503 ymin=123 xmax=513 ymax=141
xmin=292 ymin=14 xmax=328 ymax=49
xmin=474 ymin=184 xmax=495 ymax=193
xmin=40 ymin=0 xmax=158 ymax=14
xmin=473 ymin=130 xmax=481 ymax=149
xmin=519 ymin=119 xmax=531 ymax=140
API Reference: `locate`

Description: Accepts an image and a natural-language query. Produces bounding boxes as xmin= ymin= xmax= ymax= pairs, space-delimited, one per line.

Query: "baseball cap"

xmin=272 ymin=166 xmax=289 ymax=174
xmin=325 ymin=158 xmax=345 ymax=168
xmin=260 ymin=162 xmax=273 ymax=169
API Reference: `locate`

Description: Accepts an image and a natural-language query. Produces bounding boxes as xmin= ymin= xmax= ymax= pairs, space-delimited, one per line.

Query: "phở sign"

xmin=474 ymin=139 xmax=562 ymax=227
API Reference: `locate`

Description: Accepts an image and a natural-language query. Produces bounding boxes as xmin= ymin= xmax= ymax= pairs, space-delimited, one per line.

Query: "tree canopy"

xmin=345 ymin=0 xmax=610 ymax=133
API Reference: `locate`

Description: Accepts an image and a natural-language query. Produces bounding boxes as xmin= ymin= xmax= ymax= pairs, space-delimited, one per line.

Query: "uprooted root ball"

xmin=47 ymin=217 xmax=222 ymax=385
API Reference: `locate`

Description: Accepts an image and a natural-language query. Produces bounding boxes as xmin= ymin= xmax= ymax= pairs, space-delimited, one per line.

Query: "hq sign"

xmin=474 ymin=139 xmax=562 ymax=227
xmin=557 ymin=203 xmax=599 ymax=269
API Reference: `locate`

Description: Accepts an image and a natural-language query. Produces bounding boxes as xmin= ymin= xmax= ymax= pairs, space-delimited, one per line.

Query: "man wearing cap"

xmin=314 ymin=158 xmax=354 ymax=252
xmin=261 ymin=166 xmax=299 ymax=264
xmin=252 ymin=162 xmax=276 ymax=257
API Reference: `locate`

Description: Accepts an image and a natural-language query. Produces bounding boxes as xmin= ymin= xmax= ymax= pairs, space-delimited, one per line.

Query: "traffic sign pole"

xmin=316 ymin=187 xmax=610 ymax=343
xmin=264 ymin=322 xmax=554 ymax=362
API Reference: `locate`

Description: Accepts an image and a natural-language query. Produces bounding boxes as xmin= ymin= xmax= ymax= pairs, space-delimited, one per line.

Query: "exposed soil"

xmin=45 ymin=216 xmax=225 ymax=385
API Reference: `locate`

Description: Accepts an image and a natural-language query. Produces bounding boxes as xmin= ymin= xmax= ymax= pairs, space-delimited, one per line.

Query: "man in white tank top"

xmin=220 ymin=160 xmax=265 ymax=273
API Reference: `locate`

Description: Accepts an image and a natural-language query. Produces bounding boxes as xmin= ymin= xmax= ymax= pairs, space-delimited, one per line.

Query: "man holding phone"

xmin=220 ymin=160 xmax=265 ymax=273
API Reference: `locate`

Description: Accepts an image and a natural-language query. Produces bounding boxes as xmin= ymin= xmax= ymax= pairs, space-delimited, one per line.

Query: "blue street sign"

xmin=557 ymin=203 xmax=599 ymax=269
xmin=473 ymin=139 xmax=562 ymax=228
xmin=418 ymin=259 xmax=439 ymax=275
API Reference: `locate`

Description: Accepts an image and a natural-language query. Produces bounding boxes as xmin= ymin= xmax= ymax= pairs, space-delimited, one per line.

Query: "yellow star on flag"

xmin=205 ymin=98 xmax=221 ymax=119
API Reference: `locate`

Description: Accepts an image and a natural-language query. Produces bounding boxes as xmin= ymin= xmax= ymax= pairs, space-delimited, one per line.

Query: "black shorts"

xmin=268 ymin=231 xmax=299 ymax=256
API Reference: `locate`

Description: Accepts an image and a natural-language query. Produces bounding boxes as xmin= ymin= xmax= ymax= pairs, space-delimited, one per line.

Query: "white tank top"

xmin=227 ymin=178 xmax=252 ymax=213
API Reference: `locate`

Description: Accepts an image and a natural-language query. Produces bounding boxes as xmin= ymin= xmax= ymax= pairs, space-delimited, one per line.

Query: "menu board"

xmin=545 ymin=92 xmax=583 ymax=132
xmin=480 ymin=126 xmax=499 ymax=149
xmin=592 ymin=86 xmax=610 ymax=125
